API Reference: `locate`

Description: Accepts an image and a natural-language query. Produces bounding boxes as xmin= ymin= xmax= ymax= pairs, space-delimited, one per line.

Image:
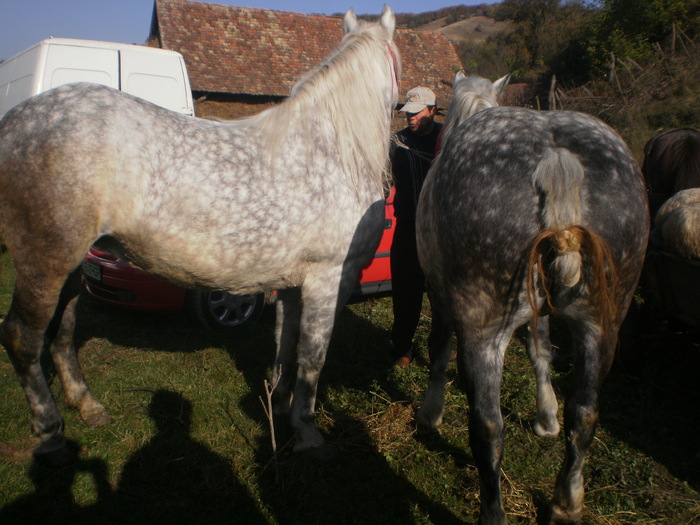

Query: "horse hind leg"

xmin=1 ymin=270 xmax=71 ymax=463
xmin=550 ymin=316 xmax=613 ymax=523
xmin=459 ymin=325 xmax=512 ymax=525
xmin=47 ymin=269 xmax=110 ymax=427
xmin=526 ymin=316 xmax=560 ymax=438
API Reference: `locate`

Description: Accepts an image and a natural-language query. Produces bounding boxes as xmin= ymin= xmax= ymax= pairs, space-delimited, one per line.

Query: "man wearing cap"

xmin=390 ymin=86 xmax=442 ymax=368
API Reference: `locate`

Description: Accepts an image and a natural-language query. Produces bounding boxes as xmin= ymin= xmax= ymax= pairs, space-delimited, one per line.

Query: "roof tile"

xmin=152 ymin=0 xmax=462 ymax=105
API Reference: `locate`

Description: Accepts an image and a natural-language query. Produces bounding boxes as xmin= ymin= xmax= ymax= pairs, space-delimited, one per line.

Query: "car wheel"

xmin=187 ymin=290 xmax=264 ymax=330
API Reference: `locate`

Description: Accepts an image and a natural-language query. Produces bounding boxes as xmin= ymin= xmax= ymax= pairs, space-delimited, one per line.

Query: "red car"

xmin=83 ymin=188 xmax=395 ymax=329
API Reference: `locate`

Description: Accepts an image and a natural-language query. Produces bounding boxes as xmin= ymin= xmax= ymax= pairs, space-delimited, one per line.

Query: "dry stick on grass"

xmin=259 ymin=374 xmax=281 ymax=484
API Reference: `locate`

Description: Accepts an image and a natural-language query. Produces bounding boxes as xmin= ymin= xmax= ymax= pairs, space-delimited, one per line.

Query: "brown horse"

xmin=643 ymin=127 xmax=700 ymax=223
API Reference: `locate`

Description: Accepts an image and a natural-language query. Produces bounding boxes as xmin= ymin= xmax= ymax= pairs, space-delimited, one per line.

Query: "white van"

xmin=0 ymin=38 xmax=194 ymax=118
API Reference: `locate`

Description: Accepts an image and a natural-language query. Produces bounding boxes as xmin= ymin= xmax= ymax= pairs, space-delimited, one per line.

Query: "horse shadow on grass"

xmin=219 ymin=302 xmax=465 ymax=525
xmin=601 ymin=329 xmax=700 ymax=490
xmin=73 ymin=292 xmax=271 ymax=356
xmin=544 ymin=317 xmax=700 ymax=491
xmin=253 ymin=419 xmax=464 ymax=525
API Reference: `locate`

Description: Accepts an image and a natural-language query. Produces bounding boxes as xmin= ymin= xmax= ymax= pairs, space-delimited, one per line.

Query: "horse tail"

xmin=526 ymin=147 xmax=618 ymax=341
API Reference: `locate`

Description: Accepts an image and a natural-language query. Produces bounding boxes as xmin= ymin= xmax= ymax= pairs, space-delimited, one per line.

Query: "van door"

xmin=43 ymin=44 xmax=119 ymax=90
xmin=119 ymin=47 xmax=194 ymax=115
xmin=0 ymin=45 xmax=43 ymax=116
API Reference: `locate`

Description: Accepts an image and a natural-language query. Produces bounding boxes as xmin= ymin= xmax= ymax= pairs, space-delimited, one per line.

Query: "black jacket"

xmin=391 ymin=122 xmax=442 ymax=223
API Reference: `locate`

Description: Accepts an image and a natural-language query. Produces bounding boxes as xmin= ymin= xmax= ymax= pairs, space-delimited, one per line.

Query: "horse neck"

xmin=258 ymin=33 xmax=393 ymax=199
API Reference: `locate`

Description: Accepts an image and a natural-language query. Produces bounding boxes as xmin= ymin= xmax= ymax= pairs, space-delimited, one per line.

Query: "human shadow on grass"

xmin=110 ymin=389 xmax=267 ymax=524
xmin=0 ymin=390 xmax=267 ymax=525
xmin=0 ymin=440 xmax=111 ymax=525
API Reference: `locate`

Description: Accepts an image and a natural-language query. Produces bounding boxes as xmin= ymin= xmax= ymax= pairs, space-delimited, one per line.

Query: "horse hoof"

xmin=80 ymin=401 xmax=112 ymax=427
xmin=296 ymin=443 xmax=338 ymax=462
xmin=549 ymin=502 xmax=582 ymax=524
xmin=534 ymin=419 xmax=560 ymax=438
xmin=415 ymin=406 xmax=443 ymax=429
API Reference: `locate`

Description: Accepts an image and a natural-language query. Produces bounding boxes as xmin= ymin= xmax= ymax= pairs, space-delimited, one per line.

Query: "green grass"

xmin=1 ymin=251 xmax=699 ymax=524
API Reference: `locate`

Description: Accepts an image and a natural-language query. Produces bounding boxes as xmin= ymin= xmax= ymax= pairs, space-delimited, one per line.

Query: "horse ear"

xmin=380 ymin=4 xmax=395 ymax=37
xmin=343 ymin=8 xmax=358 ymax=33
xmin=493 ymin=74 xmax=511 ymax=100
xmin=454 ymin=70 xmax=467 ymax=84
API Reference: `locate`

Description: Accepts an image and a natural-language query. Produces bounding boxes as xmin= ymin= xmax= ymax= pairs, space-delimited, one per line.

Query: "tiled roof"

xmin=151 ymin=0 xmax=462 ymax=105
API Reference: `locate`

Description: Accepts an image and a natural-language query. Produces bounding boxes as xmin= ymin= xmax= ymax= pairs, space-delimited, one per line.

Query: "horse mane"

xmin=248 ymin=19 xmax=399 ymax=196
xmin=440 ymin=73 xmax=510 ymax=147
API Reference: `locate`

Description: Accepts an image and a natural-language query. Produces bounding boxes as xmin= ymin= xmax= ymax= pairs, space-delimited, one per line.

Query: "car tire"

xmin=187 ymin=290 xmax=264 ymax=330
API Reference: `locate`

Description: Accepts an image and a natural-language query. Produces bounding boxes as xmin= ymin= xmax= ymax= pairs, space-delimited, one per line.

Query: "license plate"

xmin=82 ymin=260 xmax=101 ymax=282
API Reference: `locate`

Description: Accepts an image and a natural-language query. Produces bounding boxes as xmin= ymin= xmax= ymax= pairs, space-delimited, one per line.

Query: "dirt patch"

xmin=0 ymin=438 xmax=36 ymax=463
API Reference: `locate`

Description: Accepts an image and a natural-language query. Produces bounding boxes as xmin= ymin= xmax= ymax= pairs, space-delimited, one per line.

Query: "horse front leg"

xmin=526 ymin=316 xmax=560 ymax=438
xmin=290 ymin=266 xmax=353 ymax=453
xmin=458 ymin=326 xmax=511 ymax=525
xmin=271 ymin=287 xmax=302 ymax=419
xmin=550 ymin=318 xmax=612 ymax=523
xmin=416 ymin=287 xmax=453 ymax=428
xmin=48 ymin=269 xmax=110 ymax=427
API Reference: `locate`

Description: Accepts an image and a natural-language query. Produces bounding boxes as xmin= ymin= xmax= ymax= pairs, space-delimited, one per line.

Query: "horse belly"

xmin=115 ymin=189 xmax=376 ymax=295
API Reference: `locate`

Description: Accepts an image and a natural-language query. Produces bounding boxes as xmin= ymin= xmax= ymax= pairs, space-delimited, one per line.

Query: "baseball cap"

xmin=400 ymin=87 xmax=437 ymax=113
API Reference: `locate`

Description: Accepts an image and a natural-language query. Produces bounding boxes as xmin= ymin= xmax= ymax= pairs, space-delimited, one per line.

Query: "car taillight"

xmin=89 ymin=247 xmax=119 ymax=261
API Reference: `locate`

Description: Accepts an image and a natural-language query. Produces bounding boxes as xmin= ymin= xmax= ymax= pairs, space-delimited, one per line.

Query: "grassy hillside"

xmin=417 ymin=15 xmax=511 ymax=45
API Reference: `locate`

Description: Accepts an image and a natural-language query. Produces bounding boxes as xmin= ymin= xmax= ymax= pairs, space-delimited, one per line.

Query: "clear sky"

xmin=0 ymin=0 xmax=495 ymax=61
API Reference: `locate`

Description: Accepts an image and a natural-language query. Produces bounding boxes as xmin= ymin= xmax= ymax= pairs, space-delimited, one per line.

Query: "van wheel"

xmin=187 ymin=290 xmax=264 ymax=330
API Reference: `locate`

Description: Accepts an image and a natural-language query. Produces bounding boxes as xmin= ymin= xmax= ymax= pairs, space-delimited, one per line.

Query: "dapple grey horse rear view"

xmin=416 ymin=74 xmax=649 ymax=523
xmin=0 ymin=6 xmax=400 ymax=464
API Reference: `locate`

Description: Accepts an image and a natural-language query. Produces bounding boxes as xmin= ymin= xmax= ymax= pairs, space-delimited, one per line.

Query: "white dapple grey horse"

xmin=0 ymin=6 xmax=400 ymax=464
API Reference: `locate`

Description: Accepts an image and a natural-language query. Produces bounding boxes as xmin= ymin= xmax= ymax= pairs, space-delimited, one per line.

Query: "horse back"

xmin=0 ymin=82 xmax=382 ymax=291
